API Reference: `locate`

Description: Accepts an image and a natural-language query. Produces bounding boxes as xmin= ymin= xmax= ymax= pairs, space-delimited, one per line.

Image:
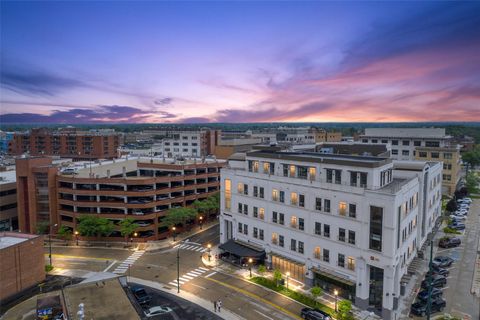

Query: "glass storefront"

xmin=271 ymin=255 xmax=305 ymax=283
xmin=313 ymin=271 xmax=356 ymax=301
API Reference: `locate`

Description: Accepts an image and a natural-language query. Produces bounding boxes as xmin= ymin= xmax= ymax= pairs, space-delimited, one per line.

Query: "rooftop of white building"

xmin=0 ymin=170 xmax=16 ymax=184
xmin=362 ymin=127 xmax=449 ymax=139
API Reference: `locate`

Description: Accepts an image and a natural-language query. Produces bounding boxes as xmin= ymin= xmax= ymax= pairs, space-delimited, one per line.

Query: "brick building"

xmin=10 ymin=127 xmax=120 ymax=160
xmin=0 ymin=170 xmax=18 ymax=231
xmin=0 ymin=232 xmax=45 ymax=301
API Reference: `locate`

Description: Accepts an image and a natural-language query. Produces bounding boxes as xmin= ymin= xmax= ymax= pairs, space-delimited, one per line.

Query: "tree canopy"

xmin=119 ymin=218 xmax=139 ymax=240
xmin=77 ymin=215 xmax=115 ymax=238
xmin=161 ymin=207 xmax=198 ymax=227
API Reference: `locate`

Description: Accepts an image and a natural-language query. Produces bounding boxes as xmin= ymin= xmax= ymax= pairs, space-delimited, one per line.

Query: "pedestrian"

xmin=213 ymin=300 xmax=217 ymax=312
xmin=218 ymin=299 xmax=222 ymax=312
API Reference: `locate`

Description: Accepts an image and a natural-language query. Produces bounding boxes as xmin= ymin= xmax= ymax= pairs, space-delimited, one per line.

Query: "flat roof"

xmin=0 ymin=236 xmax=28 ymax=249
xmin=0 ymin=170 xmax=16 ymax=184
xmin=362 ymin=128 xmax=448 ymax=139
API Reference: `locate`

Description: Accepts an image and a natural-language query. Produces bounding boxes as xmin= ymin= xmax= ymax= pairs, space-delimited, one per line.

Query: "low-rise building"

xmin=219 ymin=149 xmax=434 ymax=319
xmin=0 ymin=170 xmax=18 ymax=231
xmin=0 ymin=232 xmax=45 ymax=302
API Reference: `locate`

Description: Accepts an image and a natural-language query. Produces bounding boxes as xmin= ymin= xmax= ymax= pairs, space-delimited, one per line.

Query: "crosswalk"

xmin=169 ymin=267 xmax=209 ymax=286
xmin=173 ymin=243 xmax=208 ymax=252
xmin=112 ymin=250 xmax=145 ymax=274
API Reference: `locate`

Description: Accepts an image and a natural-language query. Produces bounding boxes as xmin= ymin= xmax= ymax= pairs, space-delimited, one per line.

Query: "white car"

xmin=450 ymin=214 xmax=466 ymax=220
xmin=463 ymin=197 xmax=472 ymax=203
xmin=144 ymin=306 xmax=172 ymax=317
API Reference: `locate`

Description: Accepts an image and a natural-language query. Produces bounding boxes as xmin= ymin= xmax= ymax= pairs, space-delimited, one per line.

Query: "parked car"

xmin=426 ymin=266 xmax=449 ymax=277
xmin=439 ymin=237 xmax=461 ymax=248
xmin=132 ymin=287 xmax=152 ymax=305
xmin=144 ymin=306 xmax=173 ymax=317
xmin=135 ymin=221 xmax=151 ymax=227
xmin=421 ymin=275 xmax=447 ymax=288
xmin=301 ymin=307 xmax=332 ymax=320
xmin=132 ymin=210 xmax=145 ymax=216
xmin=410 ymin=298 xmax=446 ymax=316
xmin=417 ymin=287 xmax=443 ymax=302
xmin=448 ymin=221 xmax=466 ymax=230
xmin=433 ymin=256 xmax=454 ymax=267
xmin=450 ymin=214 xmax=466 ymax=220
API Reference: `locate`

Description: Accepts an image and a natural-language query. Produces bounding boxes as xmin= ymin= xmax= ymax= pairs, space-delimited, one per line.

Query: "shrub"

xmin=45 ymin=265 xmax=54 ymax=272
xmin=257 ymin=264 xmax=267 ymax=276
xmin=273 ymin=269 xmax=282 ymax=285
xmin=310 ymin=286 xmax=322 ymax=299
xmin=443 ymin=227 xmax=461 ymax=234
xmin=337 ymin=300 xmax=354 ymax=320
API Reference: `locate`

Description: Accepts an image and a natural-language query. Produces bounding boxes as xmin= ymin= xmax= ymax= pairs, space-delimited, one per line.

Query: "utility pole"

xmin=426 ymin=239 xmax=433 ymax=319
xmin=177 ymin=247 xmax=180 ymax=293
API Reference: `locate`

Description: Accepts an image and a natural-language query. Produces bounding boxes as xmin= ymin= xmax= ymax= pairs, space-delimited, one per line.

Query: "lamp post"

xmin=199 ymin=216 xmax=203 ymax=230
xmin=172 ymin=226 xmax=176 ymax=241
xmin=48 ymin=223 xmax=58 ymax=266
xmin=176 ymin=247 xmax=180 ymax=293
xmin=207 ymin=243 xmax=212 ymax=261
xmin=248 ymin=258 xmax=253 ymax=278
xmin=334 ymin=289 xmax=339 ymax=312
xmin=74 ymin=231 xmax=79 ymax=246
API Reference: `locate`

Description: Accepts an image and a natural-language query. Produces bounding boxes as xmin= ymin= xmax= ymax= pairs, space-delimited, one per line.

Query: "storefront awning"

xmin=219 ymin=239 xmax=266 ymax=259
xmin=312 ymin=266 xmax=356 ymax=287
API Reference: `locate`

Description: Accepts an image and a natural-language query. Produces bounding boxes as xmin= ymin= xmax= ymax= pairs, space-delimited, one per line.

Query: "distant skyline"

xmin=1 ymin=1 xmax=480 ymax=124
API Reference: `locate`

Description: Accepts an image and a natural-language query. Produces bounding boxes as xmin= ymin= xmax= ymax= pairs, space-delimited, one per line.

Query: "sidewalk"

xmin=128 ymin=276 xmax=244 ymax=320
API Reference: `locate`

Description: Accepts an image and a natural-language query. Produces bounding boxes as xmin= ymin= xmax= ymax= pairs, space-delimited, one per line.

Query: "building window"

xmin=279 ymin=235 xmax=284 ymax=247
xmin=392 ymin=140 xmax=398 ymax=145
xmin=252 ymin=161 xmax=259 ymax=172
xmin=298 ymin=166 xmax=308 ymax=179
xmin=324 ymin=199 xmax=331 ymax=213
xmin=323 ymin=249 xmax=330 ymax=262
xmin=243 ymin=204 xmax=248 ymax=215
xmin=402 ymin=150 xmax=409 ymax=156
xmin=309 ymin=167 xmax=316 ymax=181
xmin=290 ymin=216 xmax=298 ymax=228
xmin=348 ymin=230 xmax=356 ymax=245
xmin=338 ymin=254 xmax=345 ymax=268
xmin=299 ymin=194 xmax=305 ymax=207
xmin=279 ymin=213 xmax=285 ymax=225
xmin=315 ymin=222 xmax=321 ymax=235
xmin=381 ymin=139 xmax=388 ymax=144
xmin=362 ymin=139 xmax=368 ymax=143
xmin=272 ymin=189 xmax=279 ymax=201
xmin=349 ymin=204 xmax=356 ymax=218
xmin=299 ymin=218 xmax=304 ymax=231
xmin=402 ymin=140 xmax=410 ymax=146
xmin=326 ymin=169 xmax=333 ymax=183
xmin=350 ymin=172 xmax=357 ymax=187
xmin=324 ymin=224 xmax=330 ymax=238
xmin=290 ymin=239 xmax=297 ymax=251
xmin=263 ymin=162 xmax=270 ymax=174
xmin=225 ymin=179 xmax=231 ymax=210
xmin=253 ymin=207 xmax=258 ymax=218
xmin=431 ymin=152 xmax=440 ymax=159
xmin=338 ymin=202 xmax=347 ymax=216
xmin=314 ymin=247 xmax=321 ymax=259
xmin=253 ymin=186 xmax=258 ymax=197
xmin=259 ymin=229 xmax=264 ymax=240
xmin=339 ymin=228 xmax=346 ymax=242
xmin=272 ymin=233 xmax=278 ymax=245
xmin=243 ymin=224 xmax=248 ymax=235
xmin=259 ymin=208 xmax=265 ymax=220
xmin=372 ymin=139 xmax=378 ymax=143
xmin=360 ymin=173 xmax=367 ymax=187
xmin=391 ymin=149 xmax=398 ymax=155
xmin=369 ymin=206 xmax=383 ymax=252
xmin=298 ymin=241 xmax=304 ymax=254
xmin=334 ymin=170 xmax=342 ymax=184
xmin=426 ymin=141 xmax=440 ymax=147
xmin=279 ymin=191 xmax=285 ymax=203
xmin=272 ymin=211 xmax=278 ymax=223
xmin=289 ymin=165 xmax=296 ymax=178
xmin=259 ymin=187 xmax=264 ymax=199
xmin=283 ymin=164 xmax=288 ymax=177
xmin=238 ymin=203 xmax=243 ymax=214
xmin=443 ymin=152 xmax=452 ymax=159
xmin=238 ymin=222 xmax=242 ymax=233
xmin=418 ymin=151 xmax=427 ymax=158
xmin=347 ymin=257 xmax=355 ymax=271
xmin=291 ymin=192 xmax=298 ymax=205
xmin=253 ymin=227 xmax=258 ymax=238
xmin=414 ymin=141 xmax=421 ymax=146
xmin=315 ymin=198 xmax=322 ymax=211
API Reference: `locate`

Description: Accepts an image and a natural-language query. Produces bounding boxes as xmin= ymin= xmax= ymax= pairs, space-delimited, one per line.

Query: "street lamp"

xmin=48 ymin=223 xmax=58 ymax=266
xmin=172 ymin=226 xmax=176 ymax=241
xmin=286 ymin=271 xmax=290 ymax=289
xmin=199 ymin=216 xmax=203 ymax=229
xmin=334 ymin=289 xmax=339 ymax=312
xmin=74 ymin=231 xmax=79 ymax=246
xmin=207 ymin=243 xmax=212 ymax=261
xmin=248 ymin=258 xmax=253 ymax=278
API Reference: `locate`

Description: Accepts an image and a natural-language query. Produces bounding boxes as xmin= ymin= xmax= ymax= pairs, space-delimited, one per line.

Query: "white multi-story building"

xmin=219 ymin=149 xmax=433 ymax=319
xmin=359 ymin=128 xmax=450 ymax=160
xmin=393 ymin=161 xmax=443 ymax=250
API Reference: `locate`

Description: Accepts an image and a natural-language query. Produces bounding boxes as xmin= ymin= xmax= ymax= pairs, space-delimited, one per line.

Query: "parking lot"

xmin=128 ymin=283 xmax=223 ymax=320
xmin=409 ymin=198 xmax=480 ymax=319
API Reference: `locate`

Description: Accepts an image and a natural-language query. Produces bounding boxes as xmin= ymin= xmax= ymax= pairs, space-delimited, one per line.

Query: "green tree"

xmin=257 ymin=265 xmax=267 ymax=276
xmin=465 ymin=172 xmax=480 ymax=194
xmin=273 ymin=269 xmax=282 ymax=286
xmin=337 ymin=300 xmax=354 ymax=320
xmin=77 ymin=215 xmax=115 ymax=238
xmin=57 ymin=225 xmax=72 ymax=242
xmin=97 ymin=217 xmax=115 ymax=237
xmin=119 ymin=218 xmax=139 ymax=245
xmin=462 ymin=148 xmax=480 ymax=173
xmin=310 ymin=286 xmax=322 ymax=300
xmin=193 ymin=199 xmax=209 ymax=218
xmin=161 ymin=207 xmax=198 ymax=229
xmin=36 ymin=221 xmax=50 ymax=235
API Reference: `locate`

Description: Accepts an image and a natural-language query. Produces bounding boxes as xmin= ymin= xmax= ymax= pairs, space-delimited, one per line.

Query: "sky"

xmin=1 ymin=1 xmax=480 ymax=124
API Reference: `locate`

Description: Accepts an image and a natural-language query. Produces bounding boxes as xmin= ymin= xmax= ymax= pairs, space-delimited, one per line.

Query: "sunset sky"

xmin=1 ymin=1 xmax=479 ymax=123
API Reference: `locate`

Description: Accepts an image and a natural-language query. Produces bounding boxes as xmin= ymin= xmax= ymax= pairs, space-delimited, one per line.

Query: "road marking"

xmin=189 ymin=271 xmax=202 ymax=276
xmin=199 ymin=267 xmax=209 ymax=271
xmin=182 ymin=275 xmax=194 ymax=280
xmin=195 ymin=247 xmax=204 ymax=252
xmin=189 ymin=283 xmax=207 ymax=290
xmin=254 ymin=309 xmax=274 ymax=320
xmin=195 ymin=268 xmax=206 ymax=273
xmin=186 ymin=272 xmax=199 ymax=277
xmin=179 ymin=277 xmax=191 ymax=281
xmin=103 ymin=260 xmax=117 ymax=272
xmin=173 ymin=244 xmax=180 ymax=249
xmin=112 ymin=250 xmax=145 ymax=274
xmin=44 ymin=254 xmax=110 ymax=261
xmin=204 ymin=277 xmax=302 ymax=320
xmin=204 ymin=271 xmax=217 ymax=278
xmin=171 ymin=279 xmax=185 ymax=285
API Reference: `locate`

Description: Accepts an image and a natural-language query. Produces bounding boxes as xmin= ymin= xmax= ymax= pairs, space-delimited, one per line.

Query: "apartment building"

xmin=0 ymin=170 xmax=18 ymax=231
xmin=220 ymin=149 xmax=426 ymax=319
xmin=10 ymin=127 xmax=120 ymax=160
xmin=393 ymin=161 xmax=442 ymax=250
xmin=359 ymin=128 xmax=462 ymax=195
xmin=0 ymin=232 xmax=45 ymax=301
xmin=16 ymin=156 xmax=224 ymax=240
xmin=415 ymin=146 xmax=462 ymax=195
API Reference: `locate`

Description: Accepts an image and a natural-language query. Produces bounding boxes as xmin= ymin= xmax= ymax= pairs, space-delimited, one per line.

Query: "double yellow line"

xmin=44 ymin=253 xmax=110 ymax=261
xmin=204 ymin=276 xmax=303 ymax=320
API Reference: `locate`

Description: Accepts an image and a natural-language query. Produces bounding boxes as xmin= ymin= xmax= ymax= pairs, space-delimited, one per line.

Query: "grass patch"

xmin=250 ymin=276 xmax=334 ymax=316
xmin=443 ymin=227 xmax=461 ymax=234
xmin=45 ymin=264 xmax=54 ymax=272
